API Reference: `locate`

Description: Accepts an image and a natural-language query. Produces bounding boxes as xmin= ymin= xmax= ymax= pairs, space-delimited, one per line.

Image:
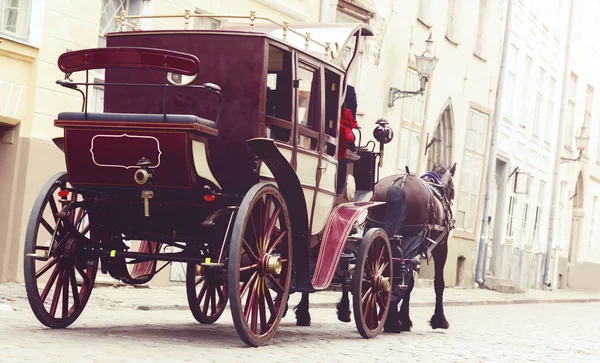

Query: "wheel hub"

xmin=259 ymin=254 xmax=282 ymax=276
xmin=373 ymin=275 xmax=391 ymax=292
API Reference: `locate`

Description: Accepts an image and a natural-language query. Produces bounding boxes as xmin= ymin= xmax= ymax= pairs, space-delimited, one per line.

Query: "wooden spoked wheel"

xmin=186 ymin=246 xmax=228 ymax=324
xmin=228 ymin=183 xmax=292 ymax=347
xmin=352 ymin=228 xmax=393 ymax=339
xmin=23 ymin=172 xmax=98 ymax=328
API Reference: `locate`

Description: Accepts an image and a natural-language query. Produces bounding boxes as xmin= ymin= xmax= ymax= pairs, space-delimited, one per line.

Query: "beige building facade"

xmin=1 ymin=0 xmax=505 ymax=289
xmin=550 ymin=0 xmax=600 ymax=290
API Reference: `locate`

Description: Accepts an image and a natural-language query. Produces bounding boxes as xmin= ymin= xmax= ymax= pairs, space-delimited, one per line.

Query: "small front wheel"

xmin=352 ymin=228 xmax=393 ymax=339
xmin=23 ymin=172 xmax=97 ymax=328
xmin=228 ymin=183 xmax=292 ymax=347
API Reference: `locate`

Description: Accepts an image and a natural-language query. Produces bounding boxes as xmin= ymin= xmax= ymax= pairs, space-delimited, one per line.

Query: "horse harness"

xmin=393 ymin=172 xmax=455 ymax=260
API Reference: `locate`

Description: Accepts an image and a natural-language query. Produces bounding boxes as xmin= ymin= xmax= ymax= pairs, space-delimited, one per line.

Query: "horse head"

xmin=431 ymin=162 xmax=457 ymax=202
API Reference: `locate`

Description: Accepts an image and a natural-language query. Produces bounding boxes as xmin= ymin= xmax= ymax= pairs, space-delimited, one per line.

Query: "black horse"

xmin=292 ymin=163 xmax=456 ymax=332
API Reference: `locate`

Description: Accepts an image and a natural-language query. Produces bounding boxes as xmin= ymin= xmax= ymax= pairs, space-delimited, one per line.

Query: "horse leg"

xmin=429 ymin=240 xmax=450 ymax=329
xmin=398 ymin=274 xmax=415 ymax=331
xmin=336 ymin=281 xmax=351 ymax=323
xmin=294 ymin=292 xmax=311 ymax=326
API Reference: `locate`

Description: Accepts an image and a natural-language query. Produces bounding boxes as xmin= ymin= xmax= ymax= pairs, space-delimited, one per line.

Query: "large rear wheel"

xmin=352 ymin=228 xmax=393 ymax=339
xmin=228 ymin=183 xmax=292 ymax=347
xmin=23 ymin=172 xmax=98 ymax=328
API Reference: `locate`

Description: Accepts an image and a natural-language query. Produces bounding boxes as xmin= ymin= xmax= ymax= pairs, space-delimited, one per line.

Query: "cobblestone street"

xmin=1 ymin=284 xmax=598 ymax=362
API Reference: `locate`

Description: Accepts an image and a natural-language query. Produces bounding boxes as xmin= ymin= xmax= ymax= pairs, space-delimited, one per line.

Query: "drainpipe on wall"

xmin=474 ymin=0 xmax=513 ymax=287
xmin=543 ymin=0 xmax=577 ymax=287
xmin=320 ymin=0 xmax=330 ymax=23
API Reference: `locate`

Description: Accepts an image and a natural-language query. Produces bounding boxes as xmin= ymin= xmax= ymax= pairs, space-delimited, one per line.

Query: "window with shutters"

xmin=397 ymin=68 xmax=426 ymax=174
xmin=455 ymin=108 xmax=489 ymax=233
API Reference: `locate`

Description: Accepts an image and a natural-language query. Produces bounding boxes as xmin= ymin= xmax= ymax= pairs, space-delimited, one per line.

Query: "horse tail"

xmin=383 ymin=182 xmax=406 ymax=238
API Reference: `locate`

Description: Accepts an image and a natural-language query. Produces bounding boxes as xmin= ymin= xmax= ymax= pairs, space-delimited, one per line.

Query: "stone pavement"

xmin=1 ymin=281 xmax=599 ymax=312
xmin=0 ymin=296 xmax=598 ymax=362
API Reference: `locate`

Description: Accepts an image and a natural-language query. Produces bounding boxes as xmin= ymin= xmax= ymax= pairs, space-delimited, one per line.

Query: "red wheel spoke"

xmin=49 ymin=269 xmax=64 ymax=317
xmin=263 ymin=280 xmax=277 ymax=318
xmin=41 ymin=218 xmax=54 ymax=235
xmin=240 ymin=272 xmax=258 ymax=299
xmin=195 ymin=276 xmax=207 ymax=287
xmin=40 ymin=264 xmax=61 ymax=303
xmin=61 ymin=269 xmax=69 ymax=319
xmin=79 ymin=224 xmax=91 ymax=236
xmin=210 ymin=286 xmax=217 ymax=315
xmin=250 ymin=278 xmax=260 ymax=334
xmin=375 ymin=243 xmax=384 ymax=272
xmin=361 ymin=287 xmax=372 ymax=305
xmin=266 ymin=275 xmax=283 ymax=293
xmin=198 ymin=281 xmax=209 ymax=310
xmin=266 ymin=230 xmax=286 ymax=255
xmin=243 ymin=277 xmax=259 ymax=321
xmin=49 ymin=197 xmax=59 ymax=222
xmin=36 ymin=257 xmax=58 ymax=279
xmin=259 ymin=278 xmax=268 ymax=334
xmin=250 ymin=214 xmax=260 ymax=253
xmin=377 ymin=293 xmax=386 ymax=320
xmin=242 ymin=239 xmax=259 ymax=262
xmin=377 ymin=261 xmax=389 ymax=276
xmin=76 ymin=265 xmax=91 ymax=286
xmin=216 ymin=284 xmax=225 ymax=303
xmin=240 ymin=264 xmax=258 ymax=272
xmin=69 ymin=267 xmax=80 ymax=307
xmin=263 ymin=206 xmax=281 ymax=252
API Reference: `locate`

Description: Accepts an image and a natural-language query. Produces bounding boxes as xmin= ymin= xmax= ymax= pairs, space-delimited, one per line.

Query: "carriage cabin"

xmin=53 ymin=15 xmax=373 ymax=237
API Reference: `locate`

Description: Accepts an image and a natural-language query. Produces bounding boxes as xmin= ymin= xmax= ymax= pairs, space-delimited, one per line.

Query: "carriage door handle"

xmin=317 ymin=163 xmax=328 ymax=173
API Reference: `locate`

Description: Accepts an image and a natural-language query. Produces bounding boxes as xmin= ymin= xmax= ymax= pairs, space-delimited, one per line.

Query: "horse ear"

xmin=450 ymin=162 xmax=457 ymax=176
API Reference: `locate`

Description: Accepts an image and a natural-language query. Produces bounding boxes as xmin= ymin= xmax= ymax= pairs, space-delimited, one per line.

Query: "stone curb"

xmin=132 ymin=297 xmax=600 ymax=311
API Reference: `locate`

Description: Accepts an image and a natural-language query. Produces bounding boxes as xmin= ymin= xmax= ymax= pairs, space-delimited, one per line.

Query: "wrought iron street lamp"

xmin=561 ymin=125 xmax=589 ymax=163
xmin=388 ymin=34 xmax=439 ymax=107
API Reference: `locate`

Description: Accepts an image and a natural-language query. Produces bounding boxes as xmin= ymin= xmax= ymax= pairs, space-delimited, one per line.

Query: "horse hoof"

xmin=399 ymin=318 xmax=413 ymax=332
xmin=383 ymin=319 xmax=404 ymax=333
xmin=294 ymin=308 xmax=311 ymax=327
xmin=429 ymin=314 xmax=450 ymax=329
xmin=336 ymin=310 xmax=351 ymax=323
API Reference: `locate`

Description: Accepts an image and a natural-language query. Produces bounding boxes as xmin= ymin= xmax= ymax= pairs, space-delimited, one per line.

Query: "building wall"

xmin=350 ymin=0 xmax=504 ymax=287
xmin=551 ymin=0 xmax=600 ymax=290
xmin=486 ymin=0 xmax=569 ymax=290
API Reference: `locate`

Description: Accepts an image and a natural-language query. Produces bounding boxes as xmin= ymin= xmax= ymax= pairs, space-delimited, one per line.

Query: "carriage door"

xmin=295 ymin=59 xmax=324 ymax=234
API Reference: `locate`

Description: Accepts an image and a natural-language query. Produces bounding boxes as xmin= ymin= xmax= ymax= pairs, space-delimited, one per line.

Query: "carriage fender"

xmin=246 ymin=138 xmax=312 ymax=291
xmin=311 ymin=201 xmax=385 ymax=290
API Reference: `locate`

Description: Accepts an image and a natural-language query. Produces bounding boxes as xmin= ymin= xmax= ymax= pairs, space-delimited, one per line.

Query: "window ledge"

xmin=0 ymin=35 xmax=38 ymax=62
xmin=417 ymin=18 xmax=432 ymax=29
xmin=473 ymin=52 xmax=487 ymax=62
xmin=0 ymin=115 xmax=20 ymax=127
xmin=445 ymin=35 xmax=459 ymax=46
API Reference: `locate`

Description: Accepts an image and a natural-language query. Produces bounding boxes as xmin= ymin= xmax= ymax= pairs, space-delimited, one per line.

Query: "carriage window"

xmin=265 ymin=45 xmax=293 ymax=143
xmin=297 ymin=64 xmax=319 ymax=150
xmin=324 ymin=69 xmax=341 ymax=157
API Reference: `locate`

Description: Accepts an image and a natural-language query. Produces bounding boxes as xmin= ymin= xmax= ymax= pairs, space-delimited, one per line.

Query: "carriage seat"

xmin=57 ymin=112 xmax=216 ymax=129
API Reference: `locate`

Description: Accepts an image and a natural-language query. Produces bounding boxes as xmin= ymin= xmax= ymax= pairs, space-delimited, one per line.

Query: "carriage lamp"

xmin=388 ymin=34 xmax=439 ymax=107
xmin=561 ymin=125 xmax=589 ymax=163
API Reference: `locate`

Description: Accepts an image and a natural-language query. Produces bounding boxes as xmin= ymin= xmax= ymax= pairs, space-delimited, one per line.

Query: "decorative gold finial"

xmin=250 ymin=10 xmax=256 ymax=30
xmin=282 ymin=21 xmax=289 ymax=41
xmin=305 ymin=32 xmax=311 ymax=50
xmin=132 ymin=20 xmax=138 ymax=31
xmin=118 ymin=10 xmax=127 ymax=31
xmin=325 ymin=42 xmax=331 ymax=58
xmin=184 ymin=8 xmax=191 ymax=30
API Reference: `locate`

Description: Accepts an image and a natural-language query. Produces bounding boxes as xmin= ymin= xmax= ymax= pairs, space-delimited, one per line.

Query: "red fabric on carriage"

xmin=338 ymin=107 xmax=359 ymax=160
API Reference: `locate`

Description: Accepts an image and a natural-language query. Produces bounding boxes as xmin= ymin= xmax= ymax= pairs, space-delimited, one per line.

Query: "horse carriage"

xmin=23 ymin=10 xmax=456 ymax=347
